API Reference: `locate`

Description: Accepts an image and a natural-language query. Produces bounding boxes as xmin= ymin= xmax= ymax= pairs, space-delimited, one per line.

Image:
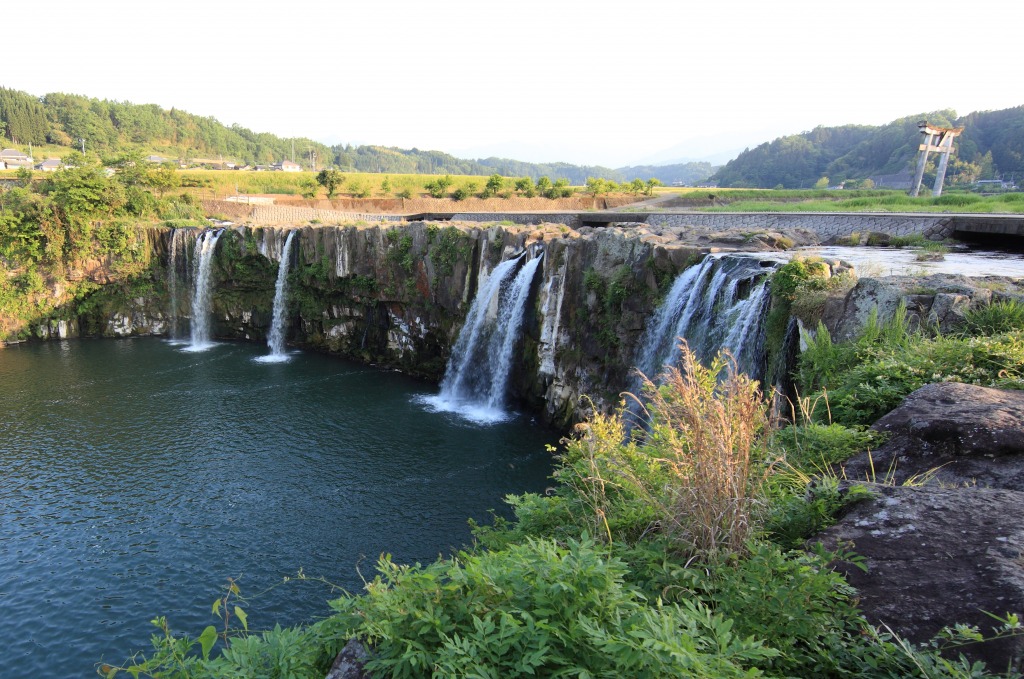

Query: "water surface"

xmin=0 ymin=339 xmax=555 ymax=676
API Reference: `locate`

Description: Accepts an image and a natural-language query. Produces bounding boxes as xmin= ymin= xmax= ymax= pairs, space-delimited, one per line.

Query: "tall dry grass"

xmin=632 ymin=344 xmax=772 ymax=555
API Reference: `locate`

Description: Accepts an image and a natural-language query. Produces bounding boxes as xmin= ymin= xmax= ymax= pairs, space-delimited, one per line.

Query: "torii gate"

xmin=909 ymin=121 xmax=963 ymax=197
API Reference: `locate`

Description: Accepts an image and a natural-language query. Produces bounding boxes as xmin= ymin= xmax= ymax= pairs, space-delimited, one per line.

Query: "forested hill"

xmin=0 ymin=87 xmax=714 ymax=184
xmin=713 ymin=107 xmax=1024 ymax=189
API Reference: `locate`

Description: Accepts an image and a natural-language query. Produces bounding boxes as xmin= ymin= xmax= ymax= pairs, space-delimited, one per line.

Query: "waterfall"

xmin=256 ymin=231 xmax=297 ymax=363
xmin=538 ymin=257 xmax=569 ymax=376
xmin=422 ymin=251 xmax=543 ymax=423
xmin=167 ymin=229 xmax=181 ymax=339
xmin=634 ymin=254 xmax=777 ymax=387
xmin=184 ymin=229 xmax=223 ymax=352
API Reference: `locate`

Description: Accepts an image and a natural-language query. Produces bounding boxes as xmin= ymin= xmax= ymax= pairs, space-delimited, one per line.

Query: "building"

xmin=272 ymin=160 xmax=302 ymax=172
xmin=0 ymin=148 xmax=34 ymax=169
xmin=35 ymin=158 xmax=62 ymax=172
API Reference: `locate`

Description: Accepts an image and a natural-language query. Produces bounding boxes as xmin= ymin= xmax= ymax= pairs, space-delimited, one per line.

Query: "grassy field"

xmin=175 ymin=170 xmax=497 ymax=199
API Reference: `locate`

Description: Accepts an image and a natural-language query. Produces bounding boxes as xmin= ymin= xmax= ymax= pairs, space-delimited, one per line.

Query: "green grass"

xmin=675 ymin=188 xmax=1024 ymax=214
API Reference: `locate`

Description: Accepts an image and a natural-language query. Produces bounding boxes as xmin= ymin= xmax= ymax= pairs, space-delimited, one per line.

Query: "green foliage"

xmin=585 ymin=176 xmax=612 ymax=196
xmin=328 ymin=536 xmax=777 ymax=678
xmin=429 ymin=226 xmax=471 ymax=278
xmin=798 ymin=302 xmax=1024 ymax=425
xmin=963 ymin=299 xmax=1024 ymax=335
xmin=385 ymin=229 xmax=415 ymax=273
xmin=770 ymin=257 xmax=831 ymax=303
xmin=581 ymin=266 xmax=639 ymax=352
xmin=480 ymin=173 xmax=504 ymax=199
xmin=298 ymin=178 xmax=319 ymax=199
xmin=513 ymin=176 xmax=535 ymax=197
xmin=424 ymin=174 xmax=454 ymax=199
xmin=315 ymin=169 xmax=344 ymax=198
xmin=773 ymin=422 xmax=882 ymax=474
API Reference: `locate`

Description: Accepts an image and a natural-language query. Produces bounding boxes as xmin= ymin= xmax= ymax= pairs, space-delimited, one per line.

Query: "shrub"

xmin=963 ymin=299 xmax=1024 ymax=335
xmin=632 ymin=345 xmax=771 ymax=555
xmin=326 ymin=536 xmax=778 ymax=678
xmin=826 ymin=331 xmax=1024 ymax=425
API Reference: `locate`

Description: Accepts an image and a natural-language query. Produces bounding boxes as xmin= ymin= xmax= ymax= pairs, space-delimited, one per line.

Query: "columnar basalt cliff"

xmin=205 ymin=222 xmax=700 ymax=426
xmin=27 ymin=221 xmax=721 ymax=427
xmin=15 ymin=218 xmax=871 ymax=429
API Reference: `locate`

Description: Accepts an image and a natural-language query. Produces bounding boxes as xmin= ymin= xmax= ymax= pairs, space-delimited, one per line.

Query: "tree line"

xmin=713 ymin=107 xmax=1024 ymax=189
xmin=0 ymin=87 xmax=714 ymax=185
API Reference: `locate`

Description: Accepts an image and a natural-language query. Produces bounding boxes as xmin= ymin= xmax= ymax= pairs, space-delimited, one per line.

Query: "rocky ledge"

xmin=819 ymin=382 xmax=1024 ymax=670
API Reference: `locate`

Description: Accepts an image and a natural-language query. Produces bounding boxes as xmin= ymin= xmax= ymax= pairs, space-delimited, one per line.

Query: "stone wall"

xmin=645 ymin=213 xmax=955 ymax=241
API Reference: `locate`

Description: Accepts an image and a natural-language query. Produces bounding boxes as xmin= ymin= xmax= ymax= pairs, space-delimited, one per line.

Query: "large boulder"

xmin=820 ymin=381 xmax=1024 ymax=671
xmin=815 ymin=484 xmax=1024 ymax=670
xmin=840 ymin=382 xmax=1024 ymax=490
xmin=821 ymin=274 xmax=1024 ymax=341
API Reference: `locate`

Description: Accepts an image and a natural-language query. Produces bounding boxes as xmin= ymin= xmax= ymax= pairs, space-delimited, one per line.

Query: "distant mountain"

xmin=615 ymin=162 xmax=717 ymax=186
xmin=712 ymin=107 xmax=1024 ymax=189
xmin=0 ymin=86 xmax=713 ymax=185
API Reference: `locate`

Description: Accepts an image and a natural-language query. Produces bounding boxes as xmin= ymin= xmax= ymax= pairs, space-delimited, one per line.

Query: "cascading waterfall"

xmin=185 ymin=229 xmax=223 ymax=352
xmin=538 ymin=257 xmax=569 ymax=377
xmin=256 ymin=231 xmax=297 ymax=363
xmin=167 ymin=229 xmax=181 ymax=339
xmin=634 ymin=254 xmax=777 ymax=386
xmin=423 ymin=251 xmax=543 ymax=423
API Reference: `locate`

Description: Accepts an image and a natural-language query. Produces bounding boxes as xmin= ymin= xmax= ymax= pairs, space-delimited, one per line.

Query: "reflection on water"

xmin=0 ymin=339 xmax=555 ymax=676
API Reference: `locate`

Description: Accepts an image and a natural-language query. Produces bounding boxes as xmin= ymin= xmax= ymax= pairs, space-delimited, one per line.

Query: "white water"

xmin=256 ymin=231 xmax=297 ymax=363
xmin=538 ymin=257 xmax=569 ymax=377
xmin=634 ymin=255 xmax=777 ymax=385
xmin=184 ymin=230 xmax=223 ymax=352
xmin=423 ymin=252 xmax=543 ymax=424
xmin=168 ymin=229 xmax=181 ymax=339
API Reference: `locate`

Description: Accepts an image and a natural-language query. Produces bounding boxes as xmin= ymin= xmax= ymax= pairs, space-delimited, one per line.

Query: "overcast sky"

xmin=5 ymin=0 xmax=1020 ymax=167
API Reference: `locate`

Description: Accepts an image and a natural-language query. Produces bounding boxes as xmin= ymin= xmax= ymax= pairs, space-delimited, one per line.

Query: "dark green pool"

xmin=0 ymin=338 xmax=555 ymax=676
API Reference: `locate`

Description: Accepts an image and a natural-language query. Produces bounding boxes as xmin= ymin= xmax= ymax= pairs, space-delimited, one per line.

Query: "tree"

xmin=549 ymin=178 xmax=573 ymax=199
xmin=813 ymin=176 xmax=830 ymax=189
xmin=585 ymin=177 xmax=609 ymax=197
xmin=482 ymin=173 xmax=504 ymax=198
xmin=536 ymin=176 xmax=553 ymax=197
xmin=316 ymin=169 xmax=344 ymax=198
xmin=644 ymin=178 xmax=662 ymax=196
xmin=381 ymin=176 xmax=392 ymax=197
xmin=300 ymin=178 xmax=319 ymax=199
xmin=425 ymin=174 xmax=454 ymax=198
xmin=150 ymin=166 xmax=179 ymax=198
xmin=629 ymin=178 xmax=645 ymax=195
xmin=514 ymin=176 xmax=535 ymax=198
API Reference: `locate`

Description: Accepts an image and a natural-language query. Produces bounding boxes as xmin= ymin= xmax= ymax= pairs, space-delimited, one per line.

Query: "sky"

xmin=4 ymin=0 xmax=1021 ymax=168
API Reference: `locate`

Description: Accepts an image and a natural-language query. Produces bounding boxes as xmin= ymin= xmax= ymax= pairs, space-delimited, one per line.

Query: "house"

xmin=272 ymin=160 xmax=302 ymax=172
xmin=869 ymin=171 xmax=913 ymax=191
xmin=0 ymin=148 xmax=34 ymax=169
xmin=35 ymin=158 xmax=62 ymax=172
